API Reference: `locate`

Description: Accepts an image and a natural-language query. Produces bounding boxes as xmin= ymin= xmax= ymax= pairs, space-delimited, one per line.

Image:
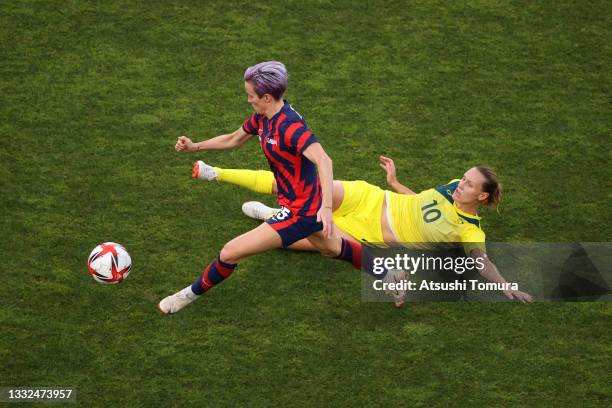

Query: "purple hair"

xmin=244 ymin=61 xmax=288 ymax=100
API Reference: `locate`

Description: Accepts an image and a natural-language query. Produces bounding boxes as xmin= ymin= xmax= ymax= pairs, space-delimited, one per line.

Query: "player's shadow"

xmin=549 ymin=243 xmax=611 ymax=301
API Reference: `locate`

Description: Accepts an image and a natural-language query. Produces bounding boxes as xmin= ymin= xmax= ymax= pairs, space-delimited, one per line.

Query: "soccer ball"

xmin=88 ymin=242 xmax=132 ymax=284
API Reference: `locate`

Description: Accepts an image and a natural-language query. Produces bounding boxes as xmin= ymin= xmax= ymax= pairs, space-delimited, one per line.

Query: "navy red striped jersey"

xmin=242 ymin=101 xmax=321 ymax=216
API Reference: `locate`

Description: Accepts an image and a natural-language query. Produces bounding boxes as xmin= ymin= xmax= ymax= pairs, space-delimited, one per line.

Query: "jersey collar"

xmin=268 ymin=100 xmax=289 ymax=121
xmin=453 ymin=203 xmax=482 ymax=227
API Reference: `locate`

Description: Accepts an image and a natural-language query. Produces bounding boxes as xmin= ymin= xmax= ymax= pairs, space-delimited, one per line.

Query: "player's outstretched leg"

xmin=158 ymin=222 xmax=283 ymax=314
xmin=192 ymin=161 xmax=276 ymax=194
xmin=157 ymin=256 xmax=237 ymax=314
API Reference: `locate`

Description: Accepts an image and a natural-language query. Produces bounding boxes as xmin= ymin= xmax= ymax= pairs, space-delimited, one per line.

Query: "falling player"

xmin=191 ymin=155 xmax=534 ymax=304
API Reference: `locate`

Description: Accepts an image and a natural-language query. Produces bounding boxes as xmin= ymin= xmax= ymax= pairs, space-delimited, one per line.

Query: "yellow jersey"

xmin=386 ymin=179 xmax=486 ymax=254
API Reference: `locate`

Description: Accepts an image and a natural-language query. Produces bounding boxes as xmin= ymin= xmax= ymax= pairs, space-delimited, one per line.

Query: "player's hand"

xmin=503 ymin=289 xmax=534 ymax=304
xmin=317 ymin=206 xmax=335 ymax=239
xmin=379 ymin=155 xmax=398 ymax=186
xmin=175 ymin=136 xmax=197 ymax=153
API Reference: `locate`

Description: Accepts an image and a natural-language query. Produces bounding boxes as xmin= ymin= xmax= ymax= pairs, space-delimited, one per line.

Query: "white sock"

xmin=181 ymin=286 xmax=200 ymax=299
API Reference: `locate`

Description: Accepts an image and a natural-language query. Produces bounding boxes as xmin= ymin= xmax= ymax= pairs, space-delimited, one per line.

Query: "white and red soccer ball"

xmin=88 ymin=242 xmax=132 ymax=284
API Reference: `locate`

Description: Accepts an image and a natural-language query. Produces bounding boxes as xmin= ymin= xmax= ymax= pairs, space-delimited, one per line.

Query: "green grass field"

xmin=1 ymin=0 xmax=611 ymax=406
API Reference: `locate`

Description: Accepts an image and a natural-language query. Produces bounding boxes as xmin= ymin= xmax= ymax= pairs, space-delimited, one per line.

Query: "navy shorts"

xmin=266 ymin=207 xmax=323 ymax=248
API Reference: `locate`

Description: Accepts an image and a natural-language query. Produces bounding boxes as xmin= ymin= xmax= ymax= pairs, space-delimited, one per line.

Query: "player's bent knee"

xmin=219 ymin=244 xmax=241 ymax=265
xmin=308 ymin=237 xmax=341 ymax=258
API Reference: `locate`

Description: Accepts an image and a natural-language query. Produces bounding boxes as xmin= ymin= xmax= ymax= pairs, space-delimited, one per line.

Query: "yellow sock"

xmin=213 ymin=168 xmax=275 ymax=195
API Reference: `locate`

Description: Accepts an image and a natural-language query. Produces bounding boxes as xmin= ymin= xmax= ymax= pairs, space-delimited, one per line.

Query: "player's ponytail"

xmin=476 ymin=166 xmax=503 ymax=209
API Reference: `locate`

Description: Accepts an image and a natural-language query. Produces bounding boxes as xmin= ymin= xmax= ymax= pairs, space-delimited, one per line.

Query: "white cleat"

xmin=383 ymin=269 xmax=408 ymax=308
xmin=192 ymin=160 xmax=218 ymax=181
xmin=241 ymin=201 xmax=280 ymax=221
xmin=158 ymin=286 xmax=200 ymax=314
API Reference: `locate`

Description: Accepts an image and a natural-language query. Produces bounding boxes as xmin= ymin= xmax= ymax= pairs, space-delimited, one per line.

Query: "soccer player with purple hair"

xmin=158 ymin=61 xmax=362 ymax=314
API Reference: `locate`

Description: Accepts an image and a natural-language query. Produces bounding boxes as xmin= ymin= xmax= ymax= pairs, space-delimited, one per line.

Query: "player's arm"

xmin=175 ymin=127 xmax=252 ymax=153
xmin=470 ymin=248 xmax=533 ymax=303
xmin=379 ymin=155 xmax=416 ymax=195
xmin=303 ymin=143 xmax=335 ymax=238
